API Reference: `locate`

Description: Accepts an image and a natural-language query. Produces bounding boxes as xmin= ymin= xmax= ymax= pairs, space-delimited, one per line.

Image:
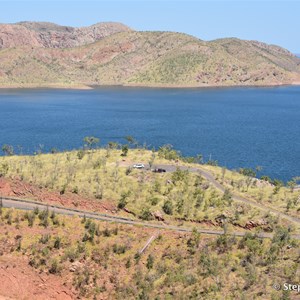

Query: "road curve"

xmin=2 ymin=196 xmax=298 ymax=240
xmin=151 ymin=164 xmax=300 ymax=225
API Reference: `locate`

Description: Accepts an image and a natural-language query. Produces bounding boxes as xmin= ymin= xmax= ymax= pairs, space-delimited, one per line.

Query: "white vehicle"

xmin=133 ymin=163 xmax=145 ymax=169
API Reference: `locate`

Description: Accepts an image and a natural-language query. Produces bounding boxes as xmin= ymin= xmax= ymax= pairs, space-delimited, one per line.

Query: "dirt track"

xmin=121 ymin=162 xmax=300 ymax=226
xmin=2 ymin=197 xmax=300 ymax=240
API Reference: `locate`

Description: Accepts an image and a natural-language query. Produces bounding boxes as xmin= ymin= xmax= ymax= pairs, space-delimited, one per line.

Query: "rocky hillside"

xmin=0 ymin=21 xmax=131 ymax=48
xmin=0 ymin=22 xmax=300 ymax=88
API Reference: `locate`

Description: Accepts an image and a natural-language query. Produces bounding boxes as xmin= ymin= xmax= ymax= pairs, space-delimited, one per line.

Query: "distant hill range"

xmin=0 ymin=21 xmax=300 ymax=88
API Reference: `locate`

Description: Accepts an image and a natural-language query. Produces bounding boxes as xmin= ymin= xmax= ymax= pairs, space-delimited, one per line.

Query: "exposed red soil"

xmin=0 ymin=255 xmax=74 ymax=300
xmin=0 ymin=177 xmax=117 ymax=214
xmin=0 ymin=211 xmax=186 ymax=300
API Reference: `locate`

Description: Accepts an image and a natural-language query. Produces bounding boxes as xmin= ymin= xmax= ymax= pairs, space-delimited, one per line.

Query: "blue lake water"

xmin=0 ymin=86 xmax=299 ymax=181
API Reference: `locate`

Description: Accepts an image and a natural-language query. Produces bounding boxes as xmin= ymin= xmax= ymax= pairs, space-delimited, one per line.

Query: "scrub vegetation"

xmin=0 ymin=141 xmax=300 ymax=299
xmin=0 ymin=141 xmax=299 ymax=233
xmin=0 ymin=207 xmax=299 ymax=299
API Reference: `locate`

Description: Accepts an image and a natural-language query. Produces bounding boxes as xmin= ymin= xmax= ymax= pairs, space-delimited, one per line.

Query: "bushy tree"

xmin=146 ymin=254 xmax=154 ymax=269
xmin=108 ymin=141 xmax=119 ymax=149
xmin=162 ymin=200 xmax=173 ymax=215
xmin=0 ymin=163 xmax=9 ymax=177
xmin=121 ymin=145 xmax=129 ymax=156
xmin=187 ymin=228 xmax=200 ymax=254
xmin=139 ymin=207 xmax=153 ymax=220
xmin=172 ymin=168 xmax=189 ymax=184
xmin=83 ymin=136 xmax=100 ymax=149
xmin=118 ymin=191 xmax=131 ymax=209
xmin=2 ymin=144 xmax=14 ymax=156
xmin=77 ymin=149 xmax=85 ymax=160
xmin=124 ymin=135 xmax=137 ymax=147
xmin=222 ymin=188 xmax=233 ymax=205
xmin=239 ymin=168 xmax=256 ymax=177
xmin=158 ymin=144 xmax=180 ymax=160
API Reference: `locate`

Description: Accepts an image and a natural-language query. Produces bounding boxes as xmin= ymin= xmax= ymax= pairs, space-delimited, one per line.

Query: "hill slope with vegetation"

xmin=0 ymin=21 xmax=132 ymax=49
xmin=0 ymin=207 xmax=299 ymax=299
xmin=0 ymin=142 xmax=300 ymax=299
xmin=0 ymin=22 xmax=300 ymax=88
xmin=1 ymin=143 xmax=299 ymax=232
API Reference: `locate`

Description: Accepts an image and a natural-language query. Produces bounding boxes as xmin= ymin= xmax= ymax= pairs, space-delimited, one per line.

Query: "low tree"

xmin=49 ymin=258 xmax=61 ymax=274
xmin=121 ymin=145 xmax=129 ymax=156
xmin=118 ymin=191 xmax=131 ymax=209
xmin=162 ymin=200 xmax=173 ymax=215
xmin=2 ymin=144 xmax=14 ymax=156
xmin=196 ymin=154 xmax=204 ymax=164
xmin=272 ymin=226 xmax=291 ymax=251
xmin=272 ymin=179 xmax=283 ymax=194
xmin=54 ymin=237 xmax=61 ymax=249
xmin=0 ymin=163 xmax=9 ymax=177
xmin=50 ymin=148 xmax=58 ymax=154
xmin=171 ymin=168 xmax=189 ymax=184
xmin=108 ymin=141 xmax=119 ymax=149
xmin=239 ymin=168 xmax=256 ymax=177
xmin=222 ymin=188 xmax=233 ymax=205
xmin=77 ymin=149 xmax=85 ymax=160
xmin=287 ymin=177 xmax=300 ymax=193
xmin=287 ymin=180 xmax=296 ymax=193
xmin=207 ymin=159 xmax=218 ymax=166
xmin=146 ymin=254 xmax=154 ymax=270
xmin=124 ymin=135 xmax=137 ymax=147
xmin=261 ymin=175 xmax=271 ymax=183
xmin=187 ymin=228 xmax=200 ymax=255
xmin=158 ymin=144 xmax=180 ymax=160
xmin=140 ymin=207 xmax=153 ymax=221
xmin=148 ymin=152 xmax=156 ymax=169
xmin=83 ymin=136 xmax=100 ymax=150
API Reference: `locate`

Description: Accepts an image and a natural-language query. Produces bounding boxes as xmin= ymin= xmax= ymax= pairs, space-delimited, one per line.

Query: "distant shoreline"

xmin=0 ymin=84 xmax=94 ymax=90
xmin=1 ymin=81 xmax=300 ymax=90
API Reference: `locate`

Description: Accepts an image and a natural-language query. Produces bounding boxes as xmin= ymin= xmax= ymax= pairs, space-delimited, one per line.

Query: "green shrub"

xmin=118 ymin=191 xmax=130 ymax=209
xmin=146 ymin=254 xmax=154 ymax=270
xmin=0 ymin=163 xmax=9 ymax=177
xmin=158 ymin=144 xmax=180 ymax=160
xmin=25 ymin=211 xmax=35 ymax=227
xmin=49 ymin=258 xmax=61 ymax=274
xmin=77 ymin=149 xmax=85 ymax=160
xmin=63 ymin=247 xmax=80 ymax=262
xmin=139 ymin=207 xmax=153 ymax=220
xmin=162 ymin=200 xmax=173 ymax=215
xmin=112 ymin=244 xmax=127 ymax=254
xmin=39 ymin=234 xmax=51 ymax=244
xmin=54 ymin=237 xmax=61 ymax=249
xmin=121 ymin=145 xmax=129 ymax=156
xmin=239 ymin=168 xmax=256 ymax=177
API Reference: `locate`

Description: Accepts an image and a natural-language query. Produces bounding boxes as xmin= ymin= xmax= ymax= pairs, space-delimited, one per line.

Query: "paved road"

xmin=2 ymin=196 xmax=298 ymax=240
xmin=149 ymin=164 xmax=300 ymax=226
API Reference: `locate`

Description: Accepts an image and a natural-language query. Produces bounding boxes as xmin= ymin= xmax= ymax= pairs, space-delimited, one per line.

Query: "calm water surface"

xmin=0 ymin=86 xmax=299 ymax=181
